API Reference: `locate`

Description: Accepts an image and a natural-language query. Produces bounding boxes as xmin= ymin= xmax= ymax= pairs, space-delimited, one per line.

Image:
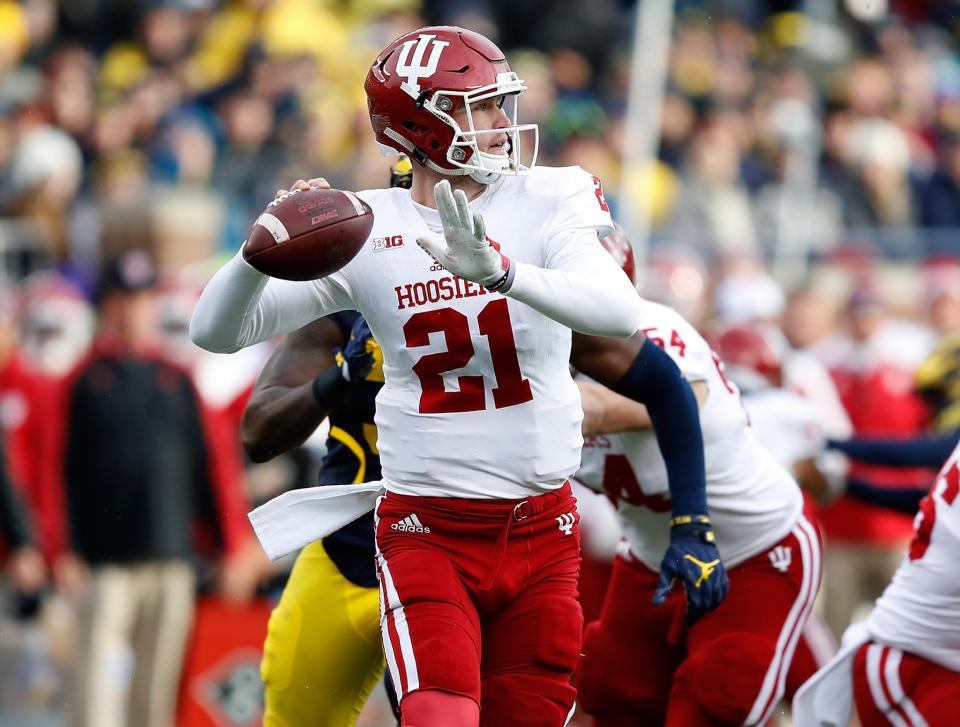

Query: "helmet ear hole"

xmin=402 ymin=120 xmax=429 ymax=135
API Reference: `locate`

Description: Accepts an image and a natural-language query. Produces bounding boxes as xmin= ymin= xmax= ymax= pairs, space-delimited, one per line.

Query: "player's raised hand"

xmin=416 ymin=180 xmax=512 ymax=290
xmin=652 ymin=516 xmax=729 ymax=624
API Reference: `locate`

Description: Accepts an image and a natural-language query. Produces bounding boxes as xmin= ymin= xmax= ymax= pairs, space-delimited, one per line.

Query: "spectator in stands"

xmin=55 ymin=250 xmax=254 ymax=727
xmin=816 ymin=284 xmax=934 ymax=638
xmin=668 ymin=117 xmax=760 ymax=259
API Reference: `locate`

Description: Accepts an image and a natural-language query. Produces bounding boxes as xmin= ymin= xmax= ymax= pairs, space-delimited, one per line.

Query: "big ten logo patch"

xmin=373 ymin=234 xmax=404 ymax=252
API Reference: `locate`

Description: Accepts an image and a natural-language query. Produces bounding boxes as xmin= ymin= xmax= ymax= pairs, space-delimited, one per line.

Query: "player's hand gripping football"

xmin=653 ymin=515 xmax=729 ymax=624
xmin=416 ymin=180 xmax=512 ymax=290
xmin=335 ymin=316 xmax=376 ymax=383
xmin=274 ymin=176 xmax=330 ymax=200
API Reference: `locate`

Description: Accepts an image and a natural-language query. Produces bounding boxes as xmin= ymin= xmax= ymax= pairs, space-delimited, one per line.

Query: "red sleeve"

xmin=196 ymin=395 xmax=251 ymax=556
xmin=35 ymin=367 xmax=84 ymax=562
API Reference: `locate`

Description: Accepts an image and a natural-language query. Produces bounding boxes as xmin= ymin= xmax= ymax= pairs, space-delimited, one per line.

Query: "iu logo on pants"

xmin=556 ymin=513 xmax=576 ymax=536
xmin=768 ymin=545 xmax=792 ymax=573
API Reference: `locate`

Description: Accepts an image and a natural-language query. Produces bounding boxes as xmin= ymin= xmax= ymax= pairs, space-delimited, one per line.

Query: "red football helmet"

xmin=711 ymin=324 xmax=784 ymax=389
xmin=599 ymin=222 xmax=636 ymax=285
xmin=364 ymin=26 xmax=538 ymax=184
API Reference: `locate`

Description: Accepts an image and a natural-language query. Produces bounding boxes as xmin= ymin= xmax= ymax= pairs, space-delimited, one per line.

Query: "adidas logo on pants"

xmin=391 ymin=514 xmax=431 ymax=533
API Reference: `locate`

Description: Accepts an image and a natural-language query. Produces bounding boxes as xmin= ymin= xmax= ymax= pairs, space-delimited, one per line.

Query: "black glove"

xmin=312 ymin=316 xmax=376 ymax=409
xmin=653 ymin=516 xmax=729 ymax=625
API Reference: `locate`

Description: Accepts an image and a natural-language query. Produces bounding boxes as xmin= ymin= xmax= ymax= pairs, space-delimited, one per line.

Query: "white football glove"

xmin=416 ymin=180 xmax=513 ymax=290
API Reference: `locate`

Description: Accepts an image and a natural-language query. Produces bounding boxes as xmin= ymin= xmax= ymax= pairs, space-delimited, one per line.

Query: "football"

xmin=242 ymin=188 xmax=374 ymax=281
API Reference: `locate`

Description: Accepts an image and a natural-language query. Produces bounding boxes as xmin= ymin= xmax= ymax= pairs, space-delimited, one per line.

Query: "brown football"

xmin=242 ymin=188 xmax=373 ymax=281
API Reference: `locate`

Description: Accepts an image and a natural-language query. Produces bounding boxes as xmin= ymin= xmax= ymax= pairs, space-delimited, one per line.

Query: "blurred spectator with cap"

xmin=19 ymin=271 xmax=94 ymax=379
xmin=49 ymin=249 xmax=255 ymax=727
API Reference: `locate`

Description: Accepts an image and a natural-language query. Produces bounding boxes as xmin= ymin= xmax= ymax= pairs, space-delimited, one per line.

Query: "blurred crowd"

xmin=2 ymin=0 xmax=960 ymax=725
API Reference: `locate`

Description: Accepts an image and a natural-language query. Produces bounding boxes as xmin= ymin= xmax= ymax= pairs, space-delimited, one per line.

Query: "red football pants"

xmin=853 ymin=641 xmax=960 ymax=727
xmin=374 ymin=483 xmax=582 ymax=727
xmin=784 ymin=613 xmax=837 ymax=701
xmin=577 ymin=515 xmax=821 ymax=727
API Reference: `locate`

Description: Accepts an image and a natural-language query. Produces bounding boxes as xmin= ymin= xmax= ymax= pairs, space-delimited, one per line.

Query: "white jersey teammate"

xmin=574 ymin=300 xmax=820 ymax=726
xmin=794 ymin=442 xmax=960 ymax=727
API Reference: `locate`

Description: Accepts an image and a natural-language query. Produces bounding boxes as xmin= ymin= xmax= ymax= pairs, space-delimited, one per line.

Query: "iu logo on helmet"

xmin=396 ymin=34 xmax=449 ymax=96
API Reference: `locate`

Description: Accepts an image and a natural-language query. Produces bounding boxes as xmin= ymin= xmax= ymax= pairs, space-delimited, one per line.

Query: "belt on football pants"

xmin=479 ymin=482 xmax=573 ymax=591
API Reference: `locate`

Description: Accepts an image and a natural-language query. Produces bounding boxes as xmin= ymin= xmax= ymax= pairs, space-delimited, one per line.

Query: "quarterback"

xmin=191 ymin=26 xmax=724 ymax=726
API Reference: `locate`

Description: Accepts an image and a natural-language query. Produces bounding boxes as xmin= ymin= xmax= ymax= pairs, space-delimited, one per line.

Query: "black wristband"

xmin=311 ymin=365 xmax=351 ymax=411
xmin=485 ymin=258 xmax=516 ymax=293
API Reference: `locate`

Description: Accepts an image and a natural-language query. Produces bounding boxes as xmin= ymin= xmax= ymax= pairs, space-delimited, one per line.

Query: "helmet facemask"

xmin=383 ymin=71 xmax=539 ymax=185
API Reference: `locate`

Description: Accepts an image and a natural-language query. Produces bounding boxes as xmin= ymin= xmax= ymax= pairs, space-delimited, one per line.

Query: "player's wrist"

xmin=483 ymin=241 xmax=514 ymax=292
xmin=484 ymin=260 xmax=514 ymax=292
xmin=311 ymin=365 xmax=353 ymax=410
xmin=669 ymin=516 xmax=716 ymax=545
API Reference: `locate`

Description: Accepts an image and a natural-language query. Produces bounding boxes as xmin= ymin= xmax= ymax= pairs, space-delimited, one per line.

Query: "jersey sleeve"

xmin=503 ymin=167 xmax=639 ymax=338
xmin=190 ymin=251 xmax=355 ymax=353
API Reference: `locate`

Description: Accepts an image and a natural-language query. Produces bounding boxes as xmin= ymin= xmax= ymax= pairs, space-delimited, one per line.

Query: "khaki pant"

xmin=822 ymin=542 xmax=906 ymax=639
xmin=69 ymin=561 xmax=195 ymax=727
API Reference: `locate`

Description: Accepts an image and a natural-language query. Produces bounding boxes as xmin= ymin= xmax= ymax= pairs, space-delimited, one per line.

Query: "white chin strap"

xmin=468 ymin=151 xmax=510 ymax=184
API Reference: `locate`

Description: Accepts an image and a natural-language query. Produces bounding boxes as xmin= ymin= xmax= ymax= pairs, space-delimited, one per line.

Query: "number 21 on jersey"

xmin=403 ymin=298 xmax=533 ymax=414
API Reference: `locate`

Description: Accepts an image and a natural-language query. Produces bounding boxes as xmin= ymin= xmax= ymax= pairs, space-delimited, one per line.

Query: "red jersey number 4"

xmin=404 ymin=298 xmax=533 ymax=414
xmin=909 ymin=460 xmax=960 ymax=561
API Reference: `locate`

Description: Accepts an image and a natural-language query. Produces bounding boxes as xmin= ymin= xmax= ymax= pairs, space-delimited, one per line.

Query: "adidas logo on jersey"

xmin=769 ymin=545 xmax=792 ymax=573
xmin=556 ymin=513 xmax=576 ymax=536
xmin=391 ymin=514 xmax=431 ymax=534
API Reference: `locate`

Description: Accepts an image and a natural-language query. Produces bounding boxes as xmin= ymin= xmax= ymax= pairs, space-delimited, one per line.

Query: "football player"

xmin=192 ymin=26 xmax=725 ymax=727
xmin=244 ymin=159 xmax=411 ymax=727
xmin=574 ymin=247 xmax=820 ymax=726
xmin=710 ymin=323 xmax=841 ymax=705
xmin=794 ymin=441 xmax=960 ymax=727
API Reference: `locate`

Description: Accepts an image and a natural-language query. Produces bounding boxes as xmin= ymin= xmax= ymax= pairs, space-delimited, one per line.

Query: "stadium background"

xmin=1 ymin=0 xmax=959 ymax=725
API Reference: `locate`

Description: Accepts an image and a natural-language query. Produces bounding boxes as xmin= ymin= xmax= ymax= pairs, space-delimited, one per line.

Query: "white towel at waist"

xmin=248 ymin=482 xmax=385 ymax=560
xmin=791 ymin=621 xmax=870 ymax=727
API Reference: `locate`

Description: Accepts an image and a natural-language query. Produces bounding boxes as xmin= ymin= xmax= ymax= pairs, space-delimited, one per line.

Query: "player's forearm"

xmin=580 ymin=379 xmax=709 ymax=435
xmin=505 ymin=263 xmax=641 ymax=337
xmin=828 ymin=431 xmax=960 ymax=469
xmin=242 ymin=383 xmax=332 ymax=463
xmin=190 ymin=251 xmax=270 ymax=353
xmin=611 ymin=339 xmax=708 ymax=518
xmin=190 ymin=251 xmax=333 ymax=353
xmin=846 ymin=478 xmax=927 ymax=514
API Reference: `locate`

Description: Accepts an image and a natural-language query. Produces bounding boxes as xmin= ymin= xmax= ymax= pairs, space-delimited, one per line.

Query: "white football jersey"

xmin=742 ymin=387 xmax=826 ymax=470
xmin=309 ymin=166 xmax=614 ymax=498
xmin=866 ymin=442 xmax=960 ymax=671
xmin=575 ymin=302 xmax=803 ymax=569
